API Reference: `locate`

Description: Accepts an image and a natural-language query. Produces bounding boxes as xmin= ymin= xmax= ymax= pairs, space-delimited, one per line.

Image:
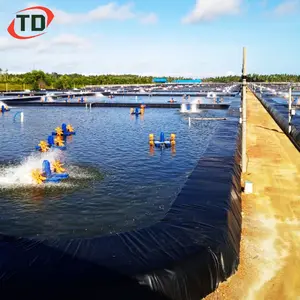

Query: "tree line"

xmin=1 ymin=69 xmax=300 ymax=91
xmin=204 ymin=74 xmax=300 ymax=83
xmin=0 ymin=69 xmax=186 ymax=90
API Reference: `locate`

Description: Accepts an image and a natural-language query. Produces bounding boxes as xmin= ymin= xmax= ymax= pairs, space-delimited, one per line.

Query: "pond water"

xmin=265 ymin=97 xmax=300 ymax=128
xmin=53 ymin=95 xmax=234 ymax=104
xmin=0 ymin=106 xmax=227 ymax=239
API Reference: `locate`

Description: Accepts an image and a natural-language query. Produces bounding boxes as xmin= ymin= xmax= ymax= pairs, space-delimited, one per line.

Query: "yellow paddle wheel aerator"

xmin=31 ymin=169 xmax=46 ymax=184
xmin=52 ymin=160 xmax=66 ymax=173
xmin=38 ymin=140 xmax=49 ymax=152
xmin=55 ymin=126 xmax=63 ymax=136
xmin=54 ymin=136 xmax=64 ymax=146
xmin=66 ymin=124 xmax=74 ymax=133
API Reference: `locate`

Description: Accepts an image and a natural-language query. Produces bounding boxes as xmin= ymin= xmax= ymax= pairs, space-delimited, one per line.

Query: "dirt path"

xmin=205 ymin=89 xmax=300 ymax=300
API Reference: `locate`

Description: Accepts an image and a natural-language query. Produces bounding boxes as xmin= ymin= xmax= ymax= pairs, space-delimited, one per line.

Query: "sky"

xmin=1 ymin=0 xmax=300 ymax=77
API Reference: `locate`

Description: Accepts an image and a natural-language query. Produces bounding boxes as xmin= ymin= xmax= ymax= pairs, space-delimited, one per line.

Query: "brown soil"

xmin=205 ymin=89 xmax=300 ymax=300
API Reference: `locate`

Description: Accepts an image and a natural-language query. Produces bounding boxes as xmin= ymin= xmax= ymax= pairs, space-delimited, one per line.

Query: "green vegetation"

xmin=204 ymin=74 xmax=300 ymax=83
xmin=1 ymin=68 xmax=300 ymax=91
xmin=0 ymin=69 xmax=185 ymax=91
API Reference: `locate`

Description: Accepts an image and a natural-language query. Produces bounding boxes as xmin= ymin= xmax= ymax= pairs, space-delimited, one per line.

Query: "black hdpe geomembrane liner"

xmin=0 ymin=107 xmax=242 ymax=300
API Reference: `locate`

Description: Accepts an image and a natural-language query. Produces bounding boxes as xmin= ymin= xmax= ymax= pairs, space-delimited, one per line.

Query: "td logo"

xmin=7 ymin=6 xmax=54 ymax=39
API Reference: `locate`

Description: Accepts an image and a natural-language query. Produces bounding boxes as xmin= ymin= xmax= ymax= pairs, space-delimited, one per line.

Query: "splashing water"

xmin=0 ymin=149 xmax=104 ymax=194
xmin=180 ymin=100 xmax=201 ymax=113
xmin=0 ymin=149 xmax=64 ymax=187
xmin=42 ymin=96 xmax=54 ymax=102
xmin=95 ymin=93 xmax=105 ymax=97
xmin=0 ymin=100 xmax=10 ymax=108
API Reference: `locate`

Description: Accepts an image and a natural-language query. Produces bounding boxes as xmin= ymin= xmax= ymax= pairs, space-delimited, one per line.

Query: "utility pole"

xmin=242 ymin=47 xmax=247 ymax=173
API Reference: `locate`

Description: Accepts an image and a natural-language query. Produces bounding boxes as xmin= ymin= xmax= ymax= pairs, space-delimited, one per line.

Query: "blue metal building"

xmin=152 ymin=78 xmax=168 ymax=83
xmin=172 ymin=79 xmax=202 ymax=84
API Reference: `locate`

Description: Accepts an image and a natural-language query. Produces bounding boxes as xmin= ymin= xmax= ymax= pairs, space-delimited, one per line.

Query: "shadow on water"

xmin=0 ymin=234 xmax=170 ymax=300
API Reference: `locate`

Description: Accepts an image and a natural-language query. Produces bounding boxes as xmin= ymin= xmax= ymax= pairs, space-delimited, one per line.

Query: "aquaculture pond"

xmin=0 ymin=106 xmax=227 ymax=239
xmin=264 ymin=96 xmax=300 ymax=128
xmin=54 ymin=95 xmax=235 ymax=104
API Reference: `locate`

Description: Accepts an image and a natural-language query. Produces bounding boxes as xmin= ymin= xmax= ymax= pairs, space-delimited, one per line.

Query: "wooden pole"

xmin=242 ymin=47 xmax=247 ymax=173
xmin=288 ymin=85 xmax=292 ymax=134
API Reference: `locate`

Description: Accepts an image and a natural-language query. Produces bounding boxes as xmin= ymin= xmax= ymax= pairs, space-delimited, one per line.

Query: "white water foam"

xmin=67 ymin=165 xmax=96 ymax=179
xmin=0 ymin=149 xmax=64 ymax=187
xmin=42 ymin=96 xmax=54 ymax=102
xmin=0 ymin=100 xmax=10 ymax=108
xmin=180 ymin=99 xmax=200 ymax=113
xmin=95 ymin=93 xmax=105 ymax=97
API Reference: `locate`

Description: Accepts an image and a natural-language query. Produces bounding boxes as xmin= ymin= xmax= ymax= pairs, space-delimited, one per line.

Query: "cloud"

xmin=273 ymin=0 xmax=300 ymax=15
xmin=28 ymin=2 xmax=158 ymax=25
xmin=0 ymin=36 xmax=39 ymax=51
xmin=50 ymin=34 xmax=90 ymax=47
xmin=88 ymin=3 xmax=136 ymax=21
xmin=139 ymin=13 xmax=158 ymax=24
xmin=0 ymin=34 xmax=91 ymax=53
xmin=182 ymin=0 xmax=242 ymax=23
xmin=36 ymin=34 xmax=91 ymax=53
xmin=54 ymin=3 xmax=135 ymax=24
xmin=226 ymin=71 xmax=236 ymax=76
